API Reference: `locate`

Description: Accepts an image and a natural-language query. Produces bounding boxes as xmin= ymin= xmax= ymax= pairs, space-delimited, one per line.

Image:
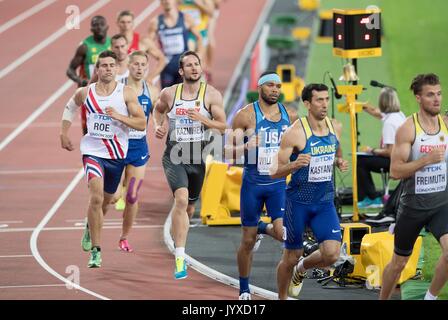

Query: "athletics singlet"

xmin=286 ymin=117 xmax=339 ymax=204
xmin=81 ymin=82 xmax=129 ymax=160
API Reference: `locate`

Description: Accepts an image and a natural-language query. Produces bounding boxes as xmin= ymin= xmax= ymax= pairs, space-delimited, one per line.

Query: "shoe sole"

xmin=118 ymin=246 xmax=133 ymax=253
xmin=174 ymin=274 xmax=188 ymax=280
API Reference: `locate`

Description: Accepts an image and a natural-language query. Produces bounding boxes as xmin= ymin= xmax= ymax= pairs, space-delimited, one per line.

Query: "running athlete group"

xmin=60 ymin=2 xmax=448 ymax=301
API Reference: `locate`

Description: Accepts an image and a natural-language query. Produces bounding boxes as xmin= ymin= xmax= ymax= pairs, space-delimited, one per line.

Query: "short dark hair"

xmin=410 ymin=73 xmax=440 ymax=95
xmin=111 ymin=33 xmax=127 ymax=43
xmin=178 ymin=51 xmax=201 ymax=69
xmin=259 ymin=70 xmax=278 ymax=79
xmin=95 ymin=50 xmax=117 ymax=67
xmin=301 ymin=83 xmax=328 ymax=103
xmin=91 ymin=15 xmax=106 ymax=25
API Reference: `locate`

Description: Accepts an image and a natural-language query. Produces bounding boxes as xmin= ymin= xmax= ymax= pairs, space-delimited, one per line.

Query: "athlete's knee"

xmin=89 ymin=193 xmax=103 ymax=208
xmin=241 ymin=233 xmax=257 ymax=250
xmin=174 ymin=193 xmax=189 ymax=211
xmin=390 ymin=254 xmax=409 ymax=273
xmin=126 ymin=177 xmax=143 ymax=205
xmin=321 ymin=250 xmax=340 ymax=266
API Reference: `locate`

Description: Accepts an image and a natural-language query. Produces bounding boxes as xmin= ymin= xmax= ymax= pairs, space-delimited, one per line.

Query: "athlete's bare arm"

xmin=66 ymin=44 xmax=88 ymax=86
xmin=148 ymin=82 xmax=160 ymax=107
xmin=140 ymin=37 xmax=167 ymax=83
xmin=270 ymin=120 xmax=310 ymax=178
xmin=390 ymin=117 xmax=445 ymax=179
xmin=184 ymin=13 xmax=204 ymax=56
xmin=153 ymin=86 xmax=175 ymax=139
xmin=105 ymin=86 xmax=146 ymax=131
xmin=193 ymin=0 xmax=215 ymax=16
xmin=224 ymin=105 xmax=254 ymax=162
xmin=187 ymin=85 xmax=226 ymax=133
xmin=60 ymin=87 xmax=88 ymax=151
xmin=147 ymin=17 xmax=159 ymax=44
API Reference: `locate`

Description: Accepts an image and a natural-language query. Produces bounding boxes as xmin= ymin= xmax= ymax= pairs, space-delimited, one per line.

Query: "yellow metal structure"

xmin=316 ymin=10 xmax=333 ymax=43
xmin=292 ymin=27 xmax=311 ymax=41
xmin=200 ymin=161 xmax=272 ymax=225
xmin=340 ymin=223 xmax=371 ymax=277
xmin=337 ymin=85 xmax=363 ymax=221
xmin=276 ymin=64 xmax=305 ymax=102
xmin=361 ymin=232 xmax=422 ymax=287
xmin=298 ymin=0 xmax=320 ymax=11
xmin=333 ymin=47 xmax=382 ymax=59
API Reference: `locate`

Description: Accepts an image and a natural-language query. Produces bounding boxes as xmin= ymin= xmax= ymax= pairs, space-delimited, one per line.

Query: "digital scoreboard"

xmin=333 ymin=9 xmax=382 ymax=58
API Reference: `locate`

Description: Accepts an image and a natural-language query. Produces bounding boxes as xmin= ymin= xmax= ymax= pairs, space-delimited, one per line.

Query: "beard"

xmin=184 ymin=73 xmax=201 ymax=84
xmin=260 ymin=90 xmax=279 ymax=105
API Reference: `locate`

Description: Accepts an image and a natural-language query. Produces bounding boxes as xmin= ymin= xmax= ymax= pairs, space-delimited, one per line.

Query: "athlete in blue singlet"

xmin=147 ymin=0 xmax=203 ymax=88
xmin=117 ymin=51 xmax=159 ymax=252
xmin=227 ymin=71 xmax=298 ymax=300
xmin=270 ymin=84 xmax=349 ymax=299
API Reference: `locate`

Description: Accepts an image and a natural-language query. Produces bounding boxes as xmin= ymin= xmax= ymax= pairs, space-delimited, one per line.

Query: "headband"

xmin=258 ymin=73 xmax=281 ymax=86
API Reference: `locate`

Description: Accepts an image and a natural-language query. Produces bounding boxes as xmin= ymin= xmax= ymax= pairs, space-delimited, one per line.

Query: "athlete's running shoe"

xmin=115 ymin=197 xmax=125 ymax=211
xmin=239 ymin=292 xmax=251 ymax=300
xmin=288 ymin=259 xmax=305 ymax=297
xmin=174 ymin=256 xmax=188 ymax=279
xmin=88 ymin=247 xmax=102 ymax=268
xmin=81 ymin=219 xmax=92 ymax=252
xmin=118 ymin=239 xmax=133 ymax=253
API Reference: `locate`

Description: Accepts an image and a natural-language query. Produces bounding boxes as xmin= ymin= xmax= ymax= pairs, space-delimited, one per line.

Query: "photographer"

xmin=357 ymin=87 xmax=406 ymax=208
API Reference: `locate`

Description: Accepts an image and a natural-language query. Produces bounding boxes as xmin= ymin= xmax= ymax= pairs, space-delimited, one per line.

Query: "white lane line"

xmin=0 ymin=255 xmax=33 ymax=258
xmin=29 ymin=168 xmax=110 ymax=300
xmin=0 ymin=0 xmax=56 ymax=35
xmin=0 ymin=224 xmax=8 ymax=228
xmin=0 ymin=122 xmax=79 ymax=128
xmin=222 ymin=0 xmax=276 ymax=109
xmin=0 ymin=0 xmax=159 ymax=152
xmin=0 ymin=284 xmax=66 ymax=289
xmin=0 ymin=220 xmax=23 ymax=223
xmin=0 ymin=80 xmax=73 ymax=152
xmin=0 ymin=0 xmax=110 ymax=80
xmin=0 ymin=167 xmax=162 ymax=175
xmin=163 ymin=214 xmax=278 ymax=300
xmin=4 ymin=224 xmax=160 ymax=233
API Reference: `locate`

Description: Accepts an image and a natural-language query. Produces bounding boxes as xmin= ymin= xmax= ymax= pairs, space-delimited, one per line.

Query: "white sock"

xmin=297 ymin=258 xmax=306 ymax=273
xmin=175 ymin=247 xmax=185 ymax=259
xmin=424 ymin=290 xmax=437 ymax=300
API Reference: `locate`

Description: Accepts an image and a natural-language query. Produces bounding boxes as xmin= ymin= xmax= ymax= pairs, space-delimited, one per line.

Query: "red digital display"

xmin=360 ymin=17 xmax=370 ymax=24
xmin=338 ymin=34 xmax=343 ymax=40
xmin=364 ymin=34 xmax=370 ymax=40
xmin=336 ymin=17 xmax=343 ymax=24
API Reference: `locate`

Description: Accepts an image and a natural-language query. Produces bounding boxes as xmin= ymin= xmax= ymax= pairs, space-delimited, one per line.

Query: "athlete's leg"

xmin=379 ymin=253 xmax=411 ymax=299
xmin=121 ymin=164 xmax=146 ymax=240
xmin=427 ymin=234 xmax=448 ymax=297
xmin=171 ymin=187 xmax=190 ymax=248
xmin=277 ymin=248 xmax=303 ymax=300
xmin=87 ymin=177 xmax=105 ymax=248
xmin=300 ymin=240 xmax=340 ymax=270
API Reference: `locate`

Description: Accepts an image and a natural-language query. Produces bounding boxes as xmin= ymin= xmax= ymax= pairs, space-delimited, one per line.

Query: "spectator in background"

xmin=357 ymin=87 xmax=406 ymax=209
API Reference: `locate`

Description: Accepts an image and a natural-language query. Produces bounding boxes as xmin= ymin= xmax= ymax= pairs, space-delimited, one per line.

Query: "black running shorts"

xmin=394 ymin=202 xmax=448 ymax=256
xmin=162 ymin=153 xmax=206 ymax=204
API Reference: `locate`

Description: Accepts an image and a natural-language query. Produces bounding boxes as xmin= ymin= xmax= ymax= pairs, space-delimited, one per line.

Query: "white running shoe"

xmin=239 ymin=292 xmax=251 ymax=300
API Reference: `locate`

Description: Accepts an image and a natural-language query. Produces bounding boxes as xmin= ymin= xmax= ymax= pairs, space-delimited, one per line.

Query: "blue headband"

xmin=258 ymin=73 xmax=281 ymax=86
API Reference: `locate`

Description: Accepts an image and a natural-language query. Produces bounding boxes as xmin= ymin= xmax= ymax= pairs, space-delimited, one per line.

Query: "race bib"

xmin=415 ymin=162 xmax=447 ymax=194
xmin=87 ymin=114 xmax=115 ymax=139
xmin=175 ymin=117 xmax=203 ymax=142
xmin=161 ymin=35 xmax=185 ymax=56
xmin=129 ymin=128 xmax=147 ymax=140
xmin=308 ymin=154 xmax=335 ymax=182
xmin=183 ymin=8 xmax=201 ymax=26
xmin=257 ymin=147 xmax=278 ymax=175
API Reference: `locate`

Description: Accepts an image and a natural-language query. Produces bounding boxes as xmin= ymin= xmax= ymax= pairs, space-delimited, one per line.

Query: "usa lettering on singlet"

xmin=81 ymin=82 xmax=129 ymax=160
xmin=410 ymin=113 xmax=448 ymax=194
xmin=243 ymin=101 xmax=290 ymax=184
xmin=167 ymin=82 xmax=210 ymax=143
